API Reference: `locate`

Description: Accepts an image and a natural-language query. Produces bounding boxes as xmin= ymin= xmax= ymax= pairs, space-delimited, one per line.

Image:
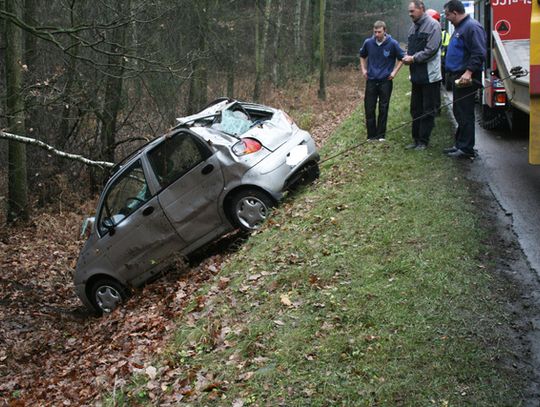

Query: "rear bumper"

xmin=242 ymin=131 xmax=319 ymax=196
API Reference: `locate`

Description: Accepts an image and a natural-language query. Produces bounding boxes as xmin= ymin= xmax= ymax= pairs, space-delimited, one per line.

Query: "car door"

xmin=96 ymin=159 xmax=185 ymax=282
xmin=147 ymin=130 xmax=226 ymax=243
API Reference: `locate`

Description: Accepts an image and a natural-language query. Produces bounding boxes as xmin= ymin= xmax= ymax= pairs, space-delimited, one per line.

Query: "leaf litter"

xmin=0 ymin=68 xmax=361 ymax=405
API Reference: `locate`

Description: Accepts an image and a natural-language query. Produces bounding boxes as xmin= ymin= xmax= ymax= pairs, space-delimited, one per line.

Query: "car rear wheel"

xmin=89 ymin=278 xmax=129 ymax=314
xmin=228 ymin=189 xmax=273 ymax=232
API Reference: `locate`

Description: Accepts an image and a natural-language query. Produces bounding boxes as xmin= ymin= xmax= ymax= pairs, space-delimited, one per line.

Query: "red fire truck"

xmin=474 ymin=0 xmax=531 ymax=134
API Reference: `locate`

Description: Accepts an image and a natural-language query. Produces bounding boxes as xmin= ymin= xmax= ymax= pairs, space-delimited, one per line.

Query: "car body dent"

xmin=157 ymin=155 xmax=225 ymax=243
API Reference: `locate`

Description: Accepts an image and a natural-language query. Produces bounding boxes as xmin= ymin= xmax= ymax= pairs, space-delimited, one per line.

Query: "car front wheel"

xmin=89 ymin=278 xmax=129 ymax=314
xmin=228 ymin=189 xmax=274 ymax=232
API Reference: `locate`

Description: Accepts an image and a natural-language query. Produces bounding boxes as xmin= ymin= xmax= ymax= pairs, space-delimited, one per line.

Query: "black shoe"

xmin=443 ymin=146 xmax=457 ymax=154
xmin=414 ymin=143 xmax=427 ymax=151
xmin=405 ymin=143 xmax=418 ymax=150
xmin=446 ymin=149 xmax=475 ymax=159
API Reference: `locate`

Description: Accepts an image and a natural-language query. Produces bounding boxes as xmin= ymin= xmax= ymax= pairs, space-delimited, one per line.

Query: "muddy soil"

xmin=466 ymin=165 xmax=540 ymax=407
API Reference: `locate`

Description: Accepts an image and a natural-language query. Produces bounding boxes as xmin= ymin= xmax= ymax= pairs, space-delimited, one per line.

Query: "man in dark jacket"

xmin=359 ymin=20 xmax=405 ymax=141
xmin=402 ymin=0 xmax=442 ymax=150
xmin=443 ymin=0 xmax=486 ymax=158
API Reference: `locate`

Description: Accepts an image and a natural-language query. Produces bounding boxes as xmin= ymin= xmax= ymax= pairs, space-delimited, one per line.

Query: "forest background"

xmin=0 ymin=0 xmax=445 ymax=226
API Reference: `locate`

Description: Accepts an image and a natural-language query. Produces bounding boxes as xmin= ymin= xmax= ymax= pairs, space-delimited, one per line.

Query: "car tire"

xmin=480 ymin=104 xmax=507 ymax=130
xmin=227 ymin=189 xmax=274 ymax=232
xmin=89 ymin=278 xmax=130 ymax=315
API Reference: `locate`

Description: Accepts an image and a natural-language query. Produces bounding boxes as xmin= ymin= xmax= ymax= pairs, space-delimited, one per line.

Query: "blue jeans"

xmin=364 ymin=79 xmax=393 ymax=139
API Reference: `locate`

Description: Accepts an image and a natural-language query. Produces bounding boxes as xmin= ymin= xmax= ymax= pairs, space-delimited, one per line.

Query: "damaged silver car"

xmin=74 ymin=98 xmax=319 ymax=314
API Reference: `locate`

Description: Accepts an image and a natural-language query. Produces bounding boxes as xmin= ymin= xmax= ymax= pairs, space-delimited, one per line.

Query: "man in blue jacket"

xmin=443 ymin=0 xmax=486 ymax=158
xmin=359 ymin=20 xmax=405 ymax=141
xmin=402 ymin=0 xmax=442 ymax=150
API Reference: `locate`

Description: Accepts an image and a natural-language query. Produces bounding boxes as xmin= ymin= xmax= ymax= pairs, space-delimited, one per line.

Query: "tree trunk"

xmin=58 ymin=2 xmax=80 ymax=148
xmin=23 ymin=0 xmax=37 ymax=76
xmin=294 ymin=0 xmax=302 ymax=60
xmin=224 ymin=0 xmax=237 ymax=98
xmin=327 ymin=0 xmax=335 ymax=66
xmin=311 ymin=0 xmax=318 ymax=73
xmin=271 ymin=0 xmax=283 ymax=87
xmin=100 ymin=1 xmax=131 ymax=163
xmin=253 ymin=0 xmax=261 ymax=101
xmin=253 ymin=0 xmax=272 ymax=101
xmin=187 ymin=0 xmax=209 ymax=114
xmin=302 ymin=0 xmax=311 ymax=63
xmin=318 ymin=0 xmax=326 ymax=100
xmin=5 ymin=0 xmax=28 ymax=221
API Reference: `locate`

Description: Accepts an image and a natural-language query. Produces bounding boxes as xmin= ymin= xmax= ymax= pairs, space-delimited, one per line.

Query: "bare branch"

xmin=0 ymin=131 xmax=114 ymax=169
xmin=0 ymin=9 xmax=193 ymax=78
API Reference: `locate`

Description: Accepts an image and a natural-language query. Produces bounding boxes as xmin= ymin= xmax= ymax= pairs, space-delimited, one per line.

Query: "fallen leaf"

xmin=280 ymin=294 xmax=292 ymax=307
xmin=146 ymin=366 xmax=158 ymax=380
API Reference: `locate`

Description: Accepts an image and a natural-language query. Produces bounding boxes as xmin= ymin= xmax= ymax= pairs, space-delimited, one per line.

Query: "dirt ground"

xmin=1 ymin=69 xmax=540 ymax=405
xmin=467 ymin=170 xmax=540 ymax=407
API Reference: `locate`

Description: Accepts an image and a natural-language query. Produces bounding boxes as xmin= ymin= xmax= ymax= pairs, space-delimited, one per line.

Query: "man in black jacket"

xmin=443 ymin=0 xmax=486 ymax=158
xmin=402 ymin=0 xmax=442 ymax=150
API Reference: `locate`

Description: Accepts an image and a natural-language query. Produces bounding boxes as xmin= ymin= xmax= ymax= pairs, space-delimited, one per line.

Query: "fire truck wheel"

xmin=480 ymin=105 xmax=507 ymax=130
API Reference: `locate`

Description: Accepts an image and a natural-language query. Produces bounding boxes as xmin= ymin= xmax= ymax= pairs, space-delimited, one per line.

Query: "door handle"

xmin=201 ymin=164 xmax=214 ymax=175
xmin=142 ymin=206 xmax=154 ymax=216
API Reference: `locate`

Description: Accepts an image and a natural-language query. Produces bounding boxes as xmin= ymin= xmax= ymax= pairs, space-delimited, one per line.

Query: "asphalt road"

xmin=469 ymin=114 xmax=540 ymax=274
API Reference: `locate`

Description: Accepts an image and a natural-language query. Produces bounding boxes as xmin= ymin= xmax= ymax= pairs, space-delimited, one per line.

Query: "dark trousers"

xmin=364 ymin=79 xmax=393 ymax=139
xmin=452 ymin=79 xmax=478 ymax=155
xmin=410 ymin=82 xmax=440 ymax=145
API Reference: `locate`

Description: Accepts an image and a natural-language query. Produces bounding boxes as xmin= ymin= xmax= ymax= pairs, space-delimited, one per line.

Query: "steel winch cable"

xmin=314 ymin=67 xmax=529 ymax=169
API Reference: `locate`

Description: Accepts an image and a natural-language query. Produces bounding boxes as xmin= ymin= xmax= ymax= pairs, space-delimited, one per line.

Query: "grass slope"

xmin=110 ymin=74 xmax=522 ymax=406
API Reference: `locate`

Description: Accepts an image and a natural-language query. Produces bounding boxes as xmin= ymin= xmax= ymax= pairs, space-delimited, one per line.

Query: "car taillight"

xmin=232 ymin=138 xmax=262 ymax=156
xmin=494 ymin=92 xmax=507 ymax=105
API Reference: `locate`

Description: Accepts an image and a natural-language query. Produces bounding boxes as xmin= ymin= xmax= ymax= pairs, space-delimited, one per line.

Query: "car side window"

xmin=97 ymin=160 xmax=150 ymax=235
xmin=148 ymin=132 xmax=212 ymax=188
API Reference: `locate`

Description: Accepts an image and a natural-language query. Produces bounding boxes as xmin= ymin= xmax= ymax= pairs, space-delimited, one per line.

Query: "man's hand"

xmin=402 ymin=55 xmax=414 ymax=65
xmin=362 ymin=69 xmax=368 ymax=79
xmin=456 ymin=70 xmax=473 ymax=86
xmin=459 ymin=70 xmax=472 ymax=83
xmin=388 ymin=70 xmax=398 ymax=80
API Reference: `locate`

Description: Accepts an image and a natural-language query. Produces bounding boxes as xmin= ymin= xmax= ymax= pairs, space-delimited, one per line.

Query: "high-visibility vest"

xmin=441 ymin=30 xmax=451 ymax=57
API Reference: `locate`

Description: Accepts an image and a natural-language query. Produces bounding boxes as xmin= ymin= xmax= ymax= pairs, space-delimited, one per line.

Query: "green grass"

xmin=107 ymin=74 xmax=522 ymax=406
